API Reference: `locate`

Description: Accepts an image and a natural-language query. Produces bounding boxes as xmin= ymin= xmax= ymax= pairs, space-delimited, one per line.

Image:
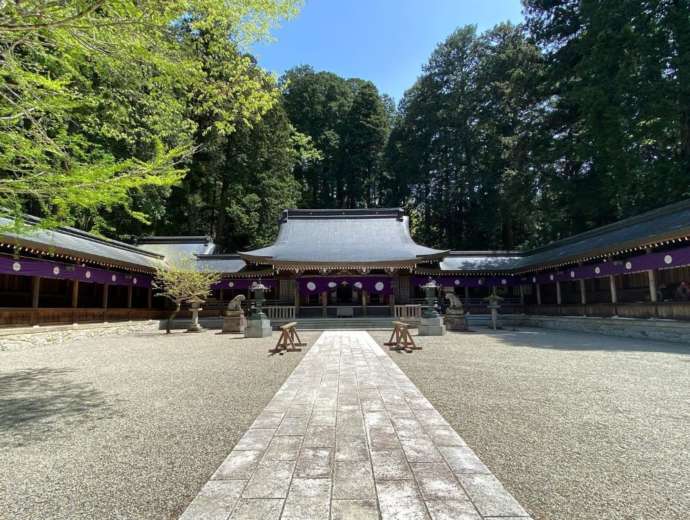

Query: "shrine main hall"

xmin=2 ymin=201 xmax=690 ymax=337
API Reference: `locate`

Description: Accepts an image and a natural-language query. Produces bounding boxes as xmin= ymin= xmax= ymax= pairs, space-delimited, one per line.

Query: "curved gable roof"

xmin=240 ymin=208 xmax=447 ymax=266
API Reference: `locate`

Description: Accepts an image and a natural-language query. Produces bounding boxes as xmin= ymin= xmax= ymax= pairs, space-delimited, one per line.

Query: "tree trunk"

xmin=166 ymin=302 xmax=181 ymax=334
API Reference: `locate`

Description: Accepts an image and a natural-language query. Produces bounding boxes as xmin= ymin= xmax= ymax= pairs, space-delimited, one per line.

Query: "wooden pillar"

xmin=579 ymin=279 xmax=586 ymax=305
xmin=609 ymin=275 xmax=618 ymax=304
xmin=536 ymin=283 xmax=542 ymax=305
xmin=31 ymin=276 xmax=41 ymax=308
xmin=220 ymin=288 xmax=226 ymax=303
xmin=389 ymin=293 xmax=395 ymax=316
xmin=71 ymin=280 xmax=79 ymax=308
xmin=321 ymin=291 xmax=327 ymax=318
xmin=648 ymin=270 xmax=658 ymax=303
xmin=556 ymin=281 xmax=562 ymax=305
xmin=519 ymin=285 xmax=525 ymax=305
xmin=294 ymin=284 xmax=300 ymax=316
xmin=362 ymin=289 xmax=368 ymax=316
xmin=464 ymin=286 xmax=470 ymax=300
xmin=127 ymin=285 xmax=133 ymax=309
xmin=102 ymin=283 xmax=109 ymax=309
xmin=147 ymin=287 xmax=153 ymax=309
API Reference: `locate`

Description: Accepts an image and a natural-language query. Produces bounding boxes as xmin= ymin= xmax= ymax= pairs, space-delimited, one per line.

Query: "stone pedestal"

xmin=418 ymin=316 xmax=446 ymax=336
xmin=245 ymin=317 xmax=272 ymax=338
xmin=222 ymin=311 xmax=246 ymax=334
xmin=187 ymin=303 xmax=203 ymax=333
xmin=444 ymin=311 xmax=468 ymax=331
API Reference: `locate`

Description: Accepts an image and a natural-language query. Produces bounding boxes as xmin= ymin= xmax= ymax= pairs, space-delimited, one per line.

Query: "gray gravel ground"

xmin=370 ymin=327 xmax=690 ymax=520
xmin=0 ymin=329 xmax=319 ymax=520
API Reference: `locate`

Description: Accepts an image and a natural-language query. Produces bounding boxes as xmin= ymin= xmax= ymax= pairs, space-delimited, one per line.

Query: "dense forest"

xmin=2 ymin=1 xmax=689 ymax=252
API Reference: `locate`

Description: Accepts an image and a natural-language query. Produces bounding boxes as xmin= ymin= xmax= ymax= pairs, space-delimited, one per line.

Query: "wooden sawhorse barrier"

xmin=384 ymin=320 xmax=419 ymax=352
xmin=270 ymin=322 xmax=306 ymax=353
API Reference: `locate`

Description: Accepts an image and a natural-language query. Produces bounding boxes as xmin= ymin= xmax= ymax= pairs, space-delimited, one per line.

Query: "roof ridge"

xmin=525 ymin=198 xmax=690 ymax=255
xmin=7 ymin=215 xmax=164 ymax=260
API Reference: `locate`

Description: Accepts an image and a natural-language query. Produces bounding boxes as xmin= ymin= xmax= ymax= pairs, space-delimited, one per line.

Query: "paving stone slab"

xmin=180 ymin=331 xmax=530 ymax=520
xmin=331 ymin=499 xmax=379 ymax=520
xmin=180 ymin=480 xmax=246 ymax=520
xmin=264 ymin=436 xmax=303 ymax=462
xmin=281 ymin=478 xmax=331 ymax=520
xmin=229 ymin=498 xmax=284 ymax=519
xmin=212 ymin=450 xmax=263 ymax=480
xmin=294 ymin=447 xmax=333 ymax=479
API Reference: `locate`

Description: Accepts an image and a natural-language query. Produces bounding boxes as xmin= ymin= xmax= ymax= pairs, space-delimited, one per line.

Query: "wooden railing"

xmin=394 ymin=304 xmax=422 ymax=321
xmin=264 ymin=305 xmax=296 ymax=320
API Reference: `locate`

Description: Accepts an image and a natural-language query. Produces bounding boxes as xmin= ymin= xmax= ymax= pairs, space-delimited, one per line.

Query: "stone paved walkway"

xmin=180 ymin=331 xmax=532 ymax=519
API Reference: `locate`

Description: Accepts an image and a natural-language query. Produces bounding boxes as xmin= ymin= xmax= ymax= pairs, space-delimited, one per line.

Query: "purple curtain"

xmin=298 ymin=276 xmax=394 ymax=295
xmin=0 ymin=255 xmax=152 ymax=288
xmin=213 ymin=279 xmax=276 ymax=290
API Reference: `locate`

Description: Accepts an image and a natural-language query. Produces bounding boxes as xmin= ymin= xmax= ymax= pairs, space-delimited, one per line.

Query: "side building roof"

xmin=135 ymin=236 xmax=216 ymax=260
xmin=435 ymin=199 xmax=690 ymax=274
xmin=239 ymin=208 xmax=448 ymax=268
xmin=0 ymin=216 xmax=163 ymax=272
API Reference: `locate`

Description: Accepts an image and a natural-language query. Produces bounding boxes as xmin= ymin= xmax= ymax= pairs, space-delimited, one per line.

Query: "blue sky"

xmin=254 ymin=0 xmax=524 ymax=102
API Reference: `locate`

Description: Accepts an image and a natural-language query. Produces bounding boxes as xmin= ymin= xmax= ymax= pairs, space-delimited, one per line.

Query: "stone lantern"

xmin=245 ymin=280 xmax=272 ymax=338
xmin=187 ymin=296 xmax=204 ymax=333
xmin=421 ymin=278 xmax=440 ymax=318
xmin=418 ymin=278 xmax=446 ymax=336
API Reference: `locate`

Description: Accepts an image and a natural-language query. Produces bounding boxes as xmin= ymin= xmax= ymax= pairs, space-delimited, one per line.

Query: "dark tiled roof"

xmin=440 ymin=252 xmax=524 ymax=272
xmin=512 ymin=199 xmax=690 ymax=271
xmin=437 ymin=199 xmax=690 ymax=273
xmin=136 ymin=236 xmax=216 ymax=258
xmin=0 ymin=217 xmax=163 ymax=271
xmin=195 ymin=254 xmax=246 ymax=273
xmin=240 ymin=208 xmax=448 ymax=265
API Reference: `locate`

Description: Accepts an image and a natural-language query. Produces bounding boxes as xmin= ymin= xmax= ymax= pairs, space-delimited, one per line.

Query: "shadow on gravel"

xmin=0 ymin=368 xmax=117 ymax=447
xmin=489 ymin=328 xmax=690 ymax=355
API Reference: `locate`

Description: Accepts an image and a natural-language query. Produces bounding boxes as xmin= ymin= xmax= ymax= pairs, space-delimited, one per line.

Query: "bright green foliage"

xmin=385 ymin=24 xmax=545 ymax=249
xmin=0 ymin=0 xmax=300 ymax=231
xmin=281 ymin=66 xmax=391 ymax=208
xmin=159 ymin=101 xmax=314 ymax=252
xmin=523 ymin=0 xmax=690 ymax=238
xmin=153 ymin=255 xmax=221 ymax=307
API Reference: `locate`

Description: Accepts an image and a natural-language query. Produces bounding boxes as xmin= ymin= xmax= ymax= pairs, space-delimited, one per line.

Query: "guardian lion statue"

xmin=226 ymin=294 xmax=246 ymax=312
xmin=445 ymin=292 xmax=464 ymax=312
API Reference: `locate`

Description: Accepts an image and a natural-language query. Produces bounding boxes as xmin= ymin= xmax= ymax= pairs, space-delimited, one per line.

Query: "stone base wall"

xmin=0 ymin=320 xmax=160 ymax=351
xmin=520 ymin=314 xmax=690 ymax=345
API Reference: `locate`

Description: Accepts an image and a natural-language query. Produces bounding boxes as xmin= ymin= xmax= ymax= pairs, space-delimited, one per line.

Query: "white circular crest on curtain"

xmin=478 ymin=279 xmax=484 ymax=285
xmin=532 ymin=276 xmax=537 ymax=283
xmin=354 ymin=282 xmax=363 ymax=289
xmin=133 ymin=278 xmax=138 ymax=285
xmin=625 ymin=261 xmax=632 ymax=270
xmin=570 ymin=271 xmax=575 ymax=278
xmin=501 ymin=279 xmax=507 ymax=285
xmin=374 ymin=281 xmax=384 ymax=291
xmin=328 ymin=282 xmax=336 ymax=288
xmin=664 ymin=254 xmax=673 ymax=265
xmin=307 ymin=281 xmax=316 ymax=291
xmin=228 ymin=281 xmax=234 ymax=287
xmin=549 ymin=274 xmax=554 ymax=281
xmin=111 ymin=274 xmax=117 ymax=282
xmin=454 ymin=279 xmax=460 ymax=285
xmin=594 ymin=266 xmax=601 ymax=274
xmin=85 ymin=270 xmax=92 ymax=279
xmin=12 ymin=261 xmax=21 ymax=272
xmin=53 ymin=266 xmax=60 ymax=275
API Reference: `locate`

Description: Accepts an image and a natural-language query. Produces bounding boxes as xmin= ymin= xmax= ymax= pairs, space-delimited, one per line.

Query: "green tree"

xmin=0 ymin=0 xmax=300 ymax=232
xmin=281 ymin=66 xmax=390 ymax=208
xmin=385 ymin=24 xmax=544 ymax=249
xmin=523 ymin=0 xmax=690 ymax=238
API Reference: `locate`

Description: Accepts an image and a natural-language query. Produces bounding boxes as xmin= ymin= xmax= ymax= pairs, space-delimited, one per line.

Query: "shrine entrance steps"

xmin=272 ymin=317 xmax=401 ymax=330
